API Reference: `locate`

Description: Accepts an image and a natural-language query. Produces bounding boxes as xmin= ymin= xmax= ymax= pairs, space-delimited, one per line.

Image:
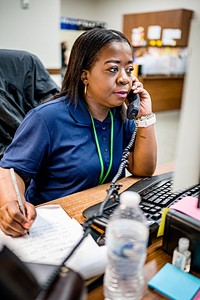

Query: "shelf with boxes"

xmin=123 ymin=9 xmax=193 ymax=111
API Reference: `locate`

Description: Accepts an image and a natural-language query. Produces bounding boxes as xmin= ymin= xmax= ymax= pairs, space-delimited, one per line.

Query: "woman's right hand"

xmin=0 ymin=200 xmax=36 ymax=237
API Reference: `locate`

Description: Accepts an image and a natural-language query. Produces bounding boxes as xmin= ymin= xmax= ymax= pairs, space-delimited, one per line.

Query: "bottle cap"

xmin=178 ymin=237 xmax=190 ymax=251
xmin=120 ymin=191 xmax=141 ymax=207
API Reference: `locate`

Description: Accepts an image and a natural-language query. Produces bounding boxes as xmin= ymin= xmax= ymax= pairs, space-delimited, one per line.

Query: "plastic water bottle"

xmin=104 ymin=191 xmax=149 ymax=300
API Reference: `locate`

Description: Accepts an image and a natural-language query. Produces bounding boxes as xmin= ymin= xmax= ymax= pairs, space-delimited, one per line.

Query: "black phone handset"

xmin=109 ymin=91 xmax=140 ymax=187
xmin=127 ymin=90 xmax=140 ymax=120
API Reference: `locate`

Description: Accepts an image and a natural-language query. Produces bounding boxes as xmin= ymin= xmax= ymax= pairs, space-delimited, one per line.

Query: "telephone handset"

xmin=127 ymin=90 xmax=140 ymax=120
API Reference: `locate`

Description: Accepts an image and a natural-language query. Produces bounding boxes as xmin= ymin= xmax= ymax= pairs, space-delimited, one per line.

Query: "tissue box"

xmin=162 ymin=209 xmax=200 ymax=272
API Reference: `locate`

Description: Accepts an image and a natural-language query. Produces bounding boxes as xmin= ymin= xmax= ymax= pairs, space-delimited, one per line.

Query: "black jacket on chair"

xmin=0 ymin=49 xmax=61 ymax=158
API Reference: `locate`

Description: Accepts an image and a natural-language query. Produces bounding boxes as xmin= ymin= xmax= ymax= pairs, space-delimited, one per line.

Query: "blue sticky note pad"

xmin=148 ymin=263 xmax=200 ymax=300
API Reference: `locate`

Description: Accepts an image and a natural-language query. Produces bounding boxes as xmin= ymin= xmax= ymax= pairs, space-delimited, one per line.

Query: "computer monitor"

xmin=173 ymin=19 xmax=200 ymax=194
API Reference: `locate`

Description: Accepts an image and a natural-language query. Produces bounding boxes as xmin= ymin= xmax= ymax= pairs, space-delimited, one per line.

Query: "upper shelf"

xmin=123 ymin=9 xmax=193 ymax=47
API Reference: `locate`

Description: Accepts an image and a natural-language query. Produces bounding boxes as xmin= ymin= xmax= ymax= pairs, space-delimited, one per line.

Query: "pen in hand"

xmin=10 ymin=168 xmax=29 ymax=234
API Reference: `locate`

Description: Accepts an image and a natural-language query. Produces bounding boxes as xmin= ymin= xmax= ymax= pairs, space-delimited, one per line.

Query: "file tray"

xmin=162 ymin=209 xmax=200 ymax=272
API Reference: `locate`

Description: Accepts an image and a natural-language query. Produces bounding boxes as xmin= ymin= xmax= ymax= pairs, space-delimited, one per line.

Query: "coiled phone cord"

xmin=111 ymin=120 xmax=139 ymax=186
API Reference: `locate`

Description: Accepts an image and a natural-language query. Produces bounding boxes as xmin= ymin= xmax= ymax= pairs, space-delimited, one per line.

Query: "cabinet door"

xmin=139 ymin=76 xmax=184 ymax=112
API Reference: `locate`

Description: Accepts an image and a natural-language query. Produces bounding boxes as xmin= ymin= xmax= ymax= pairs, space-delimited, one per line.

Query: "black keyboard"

xmin=83 ymin=172 xmax=200 ymax=235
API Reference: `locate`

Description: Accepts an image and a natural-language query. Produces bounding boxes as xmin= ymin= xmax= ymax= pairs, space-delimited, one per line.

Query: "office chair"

xmin=0 ymin=49 xmax=61 ymax=158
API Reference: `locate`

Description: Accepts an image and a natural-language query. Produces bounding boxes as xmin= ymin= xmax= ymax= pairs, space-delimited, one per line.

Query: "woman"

xmin=0 ymin=28 xmax=157 ymax=236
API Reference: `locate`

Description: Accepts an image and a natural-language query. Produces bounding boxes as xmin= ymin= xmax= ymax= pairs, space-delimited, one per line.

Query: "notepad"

xmin=148 ymin=263 xmax=200 ymax=300
xmin=0 ymin=204 xmax=107 ymax=280
xmin=170 ymin=196 xmax=200 ymax=221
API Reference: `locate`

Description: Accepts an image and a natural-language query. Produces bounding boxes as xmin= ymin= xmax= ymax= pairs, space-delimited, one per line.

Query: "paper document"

xmin=0 ymin=204 xmax=107 ymax=279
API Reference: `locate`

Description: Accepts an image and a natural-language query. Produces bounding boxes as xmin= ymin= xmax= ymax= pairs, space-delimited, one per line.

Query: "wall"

xmin=61 ymin=0 xmax=200 ymax=31
xmin=94 ymin=0 xmax=200 ymax=31
xmin=60 ymin=0 xmax=99 ymax=52
xmin=0 ymin=0 xmax=61 ymax=69
xmin=60 ymin=0 xmax=96 ymax=21
xmin=0 ymin=0 xmax=199 ymax=68
xmin=61 ymin=0 xmax=200 ymax=59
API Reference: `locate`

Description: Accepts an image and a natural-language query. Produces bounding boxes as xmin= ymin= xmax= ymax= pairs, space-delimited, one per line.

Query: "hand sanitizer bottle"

xmin=172 ymin=237 xmax=191 ymax=272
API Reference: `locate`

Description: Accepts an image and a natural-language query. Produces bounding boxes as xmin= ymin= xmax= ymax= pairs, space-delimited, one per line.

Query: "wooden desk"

xmin=48 ymin=162 xmax=175 ymax=299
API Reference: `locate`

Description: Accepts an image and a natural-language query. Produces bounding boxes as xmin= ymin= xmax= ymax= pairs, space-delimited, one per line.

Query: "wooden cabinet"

xmin=139 ymin=75 xmax=184 ymax=112
xmin=123 ymin=9 xmax=193 ymax=47
xmin=123 ymin=9 xmax=193 ymax=111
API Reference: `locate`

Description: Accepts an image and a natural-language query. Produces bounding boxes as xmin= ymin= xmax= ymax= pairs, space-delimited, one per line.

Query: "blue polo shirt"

xmin=0 ymin=97 xmax=135 ymax=205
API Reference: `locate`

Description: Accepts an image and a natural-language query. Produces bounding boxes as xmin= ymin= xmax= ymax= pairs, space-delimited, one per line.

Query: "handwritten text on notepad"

xmin=0 ymin=204 xmax=107 ymax=279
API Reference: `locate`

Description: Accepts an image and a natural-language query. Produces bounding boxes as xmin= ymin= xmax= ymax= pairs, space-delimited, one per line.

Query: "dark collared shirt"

xmin=0 ymin=97 xmax=134 ymax=205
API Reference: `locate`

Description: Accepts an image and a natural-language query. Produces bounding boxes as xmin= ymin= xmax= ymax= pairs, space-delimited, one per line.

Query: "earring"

xmin=84 ymin=84 xmax=87 ymax=96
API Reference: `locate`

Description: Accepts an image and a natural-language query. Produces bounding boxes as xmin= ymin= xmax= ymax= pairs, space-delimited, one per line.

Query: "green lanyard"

xmin=90 ymin=111 xmax=114 ymax=185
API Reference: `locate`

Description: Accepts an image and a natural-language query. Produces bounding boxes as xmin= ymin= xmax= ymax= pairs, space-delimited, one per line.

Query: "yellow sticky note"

xmin=157 ymin=208 xmax=170 ymax=237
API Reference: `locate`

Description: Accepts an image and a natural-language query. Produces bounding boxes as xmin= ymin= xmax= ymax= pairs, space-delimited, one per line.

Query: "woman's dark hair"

xmin=53 ymin=28 xmax=132 ymax=105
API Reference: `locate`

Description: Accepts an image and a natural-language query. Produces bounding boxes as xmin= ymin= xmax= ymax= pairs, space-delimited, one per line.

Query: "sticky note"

xmin=170 ymin=196 xmax=200 ymax=221
xmin=157 ymin=207 xmax=170 ymax=237
xmin=148 ymin=263 xmax=200 ymax=300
